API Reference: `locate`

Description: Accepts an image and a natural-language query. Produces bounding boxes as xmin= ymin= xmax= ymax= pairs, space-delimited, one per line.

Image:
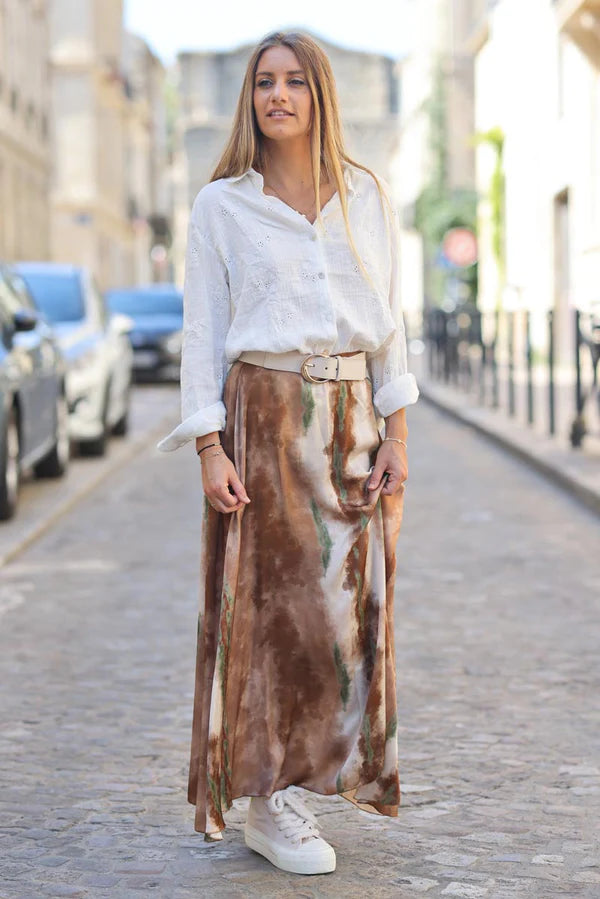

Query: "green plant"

xmin=472 ymin=127 xmax=505 ymax=285
xmin=414 ymin=59 xmax=478 ymax=307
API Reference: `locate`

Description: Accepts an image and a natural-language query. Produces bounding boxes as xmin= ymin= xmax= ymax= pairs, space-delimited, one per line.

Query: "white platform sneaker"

xmin=244 ymin=788 xmax=336 ymax=875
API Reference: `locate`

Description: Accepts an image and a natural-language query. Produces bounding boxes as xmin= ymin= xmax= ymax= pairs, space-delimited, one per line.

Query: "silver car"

xmin=0 ymin=265 xmax=69 ymax=519
xmin=16 ymin=263 xmax=133 ymax=456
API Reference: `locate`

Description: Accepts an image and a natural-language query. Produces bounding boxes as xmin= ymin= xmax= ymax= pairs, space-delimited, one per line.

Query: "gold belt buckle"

xmin=301 ymin=353 xmax=338 ymax=383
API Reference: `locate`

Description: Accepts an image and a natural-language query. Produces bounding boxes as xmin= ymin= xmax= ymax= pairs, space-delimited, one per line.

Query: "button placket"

xmin=312 ymin=230 xmax=337 ymax=346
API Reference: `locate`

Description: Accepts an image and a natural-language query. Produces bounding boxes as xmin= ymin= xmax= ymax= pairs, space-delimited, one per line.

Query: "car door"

xmin=0 ymin=274 xmax=45 ymax=459
xmin=0 ymin=291 xmax=18 ymax=446
xmin=7 ymin=270 xmax=59 ymax=441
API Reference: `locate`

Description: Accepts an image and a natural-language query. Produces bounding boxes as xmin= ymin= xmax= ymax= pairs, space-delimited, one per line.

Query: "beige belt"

xmin=238 ymin=350 xmax=367 ymax=383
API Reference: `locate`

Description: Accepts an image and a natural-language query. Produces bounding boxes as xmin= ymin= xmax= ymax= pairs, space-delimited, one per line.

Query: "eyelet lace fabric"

xmin=157 ymin=164 xmax=419 ymax=452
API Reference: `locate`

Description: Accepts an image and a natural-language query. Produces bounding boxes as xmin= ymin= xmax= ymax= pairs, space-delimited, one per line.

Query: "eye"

xmin=256 ymin=78 xmax=272 ymax=88
xmin=289 ymin=78 xmax=305 ymax=86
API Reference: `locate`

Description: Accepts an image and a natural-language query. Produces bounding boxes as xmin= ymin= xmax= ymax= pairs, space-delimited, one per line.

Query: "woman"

xmin=158 ymin=30 xmax=419 ymax=876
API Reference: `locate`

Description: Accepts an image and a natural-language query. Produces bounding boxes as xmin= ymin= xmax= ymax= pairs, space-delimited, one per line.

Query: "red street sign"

xmin=442 ymin=227 xmax=478 ymax=268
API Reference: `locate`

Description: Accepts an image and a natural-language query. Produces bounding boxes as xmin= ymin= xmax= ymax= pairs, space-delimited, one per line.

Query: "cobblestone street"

xmin=0 ymin=400 xmax=599 ymax=899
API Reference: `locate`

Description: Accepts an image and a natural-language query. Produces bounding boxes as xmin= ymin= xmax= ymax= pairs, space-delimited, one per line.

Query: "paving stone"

xmin=36 ymin=856 xmax=71 ymax=867
xmin=393 ymin=876 xmax=440 ymax=891
xmin=441 ymin=885 xmax=490 ymax=897
xmin=427 ymin=852 xmax=480 ymax=867
xmin=42 ymin=886 xmax=87 ymax=897
xmin=113 ymin=862 xmax=166 ymax=875
xmin=0 ymin=401 xmax=599 ymax=898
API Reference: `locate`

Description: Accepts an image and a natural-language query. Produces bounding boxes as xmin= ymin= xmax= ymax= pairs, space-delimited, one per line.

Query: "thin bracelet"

xmin=199 ymin=449 xmax=224 ymax=463
xmin=383 ymin=437 xmax=407 ymax=449
xmin=197 ymin=442 xmax=220 ymax=456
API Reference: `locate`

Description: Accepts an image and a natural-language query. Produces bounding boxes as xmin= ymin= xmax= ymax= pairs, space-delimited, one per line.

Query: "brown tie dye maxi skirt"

xmin=188 ymin=359 xmax=405 ymax=836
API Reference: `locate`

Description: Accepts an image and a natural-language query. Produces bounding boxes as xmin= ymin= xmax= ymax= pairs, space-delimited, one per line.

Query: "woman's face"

xmin=253 ymin=46 xmax=313 ymax=143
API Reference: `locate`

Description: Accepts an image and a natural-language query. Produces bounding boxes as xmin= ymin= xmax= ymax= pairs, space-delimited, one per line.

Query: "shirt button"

xmin=310 ymin=233 xmax=318 ymax=242
xmin=318 ymin=272 xmax=325 ymax=279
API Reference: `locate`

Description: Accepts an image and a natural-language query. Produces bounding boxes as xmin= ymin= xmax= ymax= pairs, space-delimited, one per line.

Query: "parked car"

xmin=0 ymin=264 xmax=69 ymax=520
xmin=15 ymin=263 xmax=133 ymax=456
xmin=105 ymin=284 xmax=183 ymax=381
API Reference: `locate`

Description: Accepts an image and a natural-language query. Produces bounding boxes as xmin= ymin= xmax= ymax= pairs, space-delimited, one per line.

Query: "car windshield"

xmin=19 ymin=271 xmax=84 ymax=324
xmin=107 ymin=291 xmax=182 ymax=317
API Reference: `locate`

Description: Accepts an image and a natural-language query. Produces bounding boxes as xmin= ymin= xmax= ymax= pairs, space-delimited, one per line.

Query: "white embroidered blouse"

xmin=158 ymin=163 xmax=418 ymax=452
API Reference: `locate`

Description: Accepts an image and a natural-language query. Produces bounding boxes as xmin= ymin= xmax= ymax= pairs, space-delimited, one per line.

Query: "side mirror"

xmin=109 ymin=313 xmax=134 ymax=336
xmin=13 ymin=308 xmax=38 ymax=332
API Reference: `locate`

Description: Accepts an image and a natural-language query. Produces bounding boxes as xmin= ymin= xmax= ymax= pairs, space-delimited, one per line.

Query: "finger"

xmin=382 ymin=478 xmax=406 ymax=496
xmin=215 ymin=485 xmax=240 ymax=507
xmin=209 ymin=496 xmax=244 ymax=514
xmin=229 ymin=473 xmax=251 ymax=503
xmin=221 ymin=501 xmax=245 ymax=514
xmin=368 ymin=465 xmax=386 ymax=490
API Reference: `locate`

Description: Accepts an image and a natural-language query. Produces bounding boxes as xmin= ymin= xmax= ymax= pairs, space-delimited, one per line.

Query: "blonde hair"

xmin=211 ymin=31 xmax=391 ymax=273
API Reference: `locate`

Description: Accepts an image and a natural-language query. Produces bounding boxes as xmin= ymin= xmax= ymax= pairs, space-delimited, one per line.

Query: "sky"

xmin=123 ymin=0 xmax=415 ymax=64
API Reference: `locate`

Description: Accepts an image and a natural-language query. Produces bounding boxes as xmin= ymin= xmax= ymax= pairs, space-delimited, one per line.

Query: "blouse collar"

xmin=227 ymin=163 xmax=358 ymax=197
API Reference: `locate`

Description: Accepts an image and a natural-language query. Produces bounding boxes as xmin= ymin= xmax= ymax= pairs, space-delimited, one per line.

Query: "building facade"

xmin=48 ymin=0 xmax=134 ymax=288
xmin=395 ymin=0 xmax=478 ymax=319
xmin=172 ymin=36 xmax=402 ymax=283
xmin=48 ymin=0 xmax=171 ymax=289
xmin=0 ymin=0 xmax=51 ymax=262
xmin=123 ymin=32 xmax=171 ymax=284
xmin=473 ymin=0 xmax=600 ymax=362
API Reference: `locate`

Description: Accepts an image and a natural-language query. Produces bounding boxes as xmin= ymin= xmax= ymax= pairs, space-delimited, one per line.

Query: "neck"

xmin=261 ymin=139 xmax=315 ymax=189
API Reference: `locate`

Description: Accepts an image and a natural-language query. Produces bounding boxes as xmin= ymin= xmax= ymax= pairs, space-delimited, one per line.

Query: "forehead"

xmin=255 ymin=45 xmax=303 ymax=73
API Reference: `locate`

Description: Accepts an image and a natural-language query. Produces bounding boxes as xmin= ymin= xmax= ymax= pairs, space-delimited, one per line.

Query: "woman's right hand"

xmin=201 ymin=448 xmax=251 ymax=514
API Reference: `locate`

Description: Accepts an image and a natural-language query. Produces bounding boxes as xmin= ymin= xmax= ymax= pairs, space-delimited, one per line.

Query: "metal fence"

xmin=424 ymin=305 xmax=600 ymax=448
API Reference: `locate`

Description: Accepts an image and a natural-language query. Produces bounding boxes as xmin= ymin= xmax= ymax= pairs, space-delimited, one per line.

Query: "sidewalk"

xmin=412 ymin=354 xmax=600 ymax=517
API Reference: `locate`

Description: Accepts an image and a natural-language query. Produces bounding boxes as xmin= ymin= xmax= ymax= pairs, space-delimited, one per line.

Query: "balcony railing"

xmin=423 ymin=305 xmax=600 ymax=448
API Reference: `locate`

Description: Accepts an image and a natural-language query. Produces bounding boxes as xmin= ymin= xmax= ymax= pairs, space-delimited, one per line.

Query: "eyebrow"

xmin=255 ymin=70 xmax=305 ymax=76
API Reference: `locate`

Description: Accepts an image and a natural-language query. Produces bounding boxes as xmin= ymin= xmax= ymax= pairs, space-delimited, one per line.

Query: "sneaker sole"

xmin=244 ymin=824 xmax=336 ymax=875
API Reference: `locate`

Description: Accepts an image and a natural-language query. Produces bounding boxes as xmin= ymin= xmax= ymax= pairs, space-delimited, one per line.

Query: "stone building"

xmin=122 ymin=32 xmax=172 ymax=284
xmin=395 ymin=0 xmax=478 ymax=319
xmin=0 ymin=0 xmax=51 ymax=262
xmin=48 ymin=0 xmax=171 ymax=289
xmin=472 ymin=0 xmax=600 ymax=362
xmin=172 ymin=35 xmax=401 ymax=283
xmin=48 ymin=0 xmax=134 ymax=287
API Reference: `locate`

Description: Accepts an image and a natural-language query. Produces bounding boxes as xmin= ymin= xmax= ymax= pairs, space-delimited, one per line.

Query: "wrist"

xmin=382 ymin=436 xmax=407 ymax=449
xmin=196 ymin=432 xmax=220 ymax=452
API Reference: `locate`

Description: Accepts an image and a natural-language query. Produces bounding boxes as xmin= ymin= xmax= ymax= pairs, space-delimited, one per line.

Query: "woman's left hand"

xmin=367 ymin=441 xmax=408 ymax=496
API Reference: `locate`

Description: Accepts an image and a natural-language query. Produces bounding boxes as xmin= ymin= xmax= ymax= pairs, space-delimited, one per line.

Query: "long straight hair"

xmin=211 ymin=31 xmax=391 ymax=273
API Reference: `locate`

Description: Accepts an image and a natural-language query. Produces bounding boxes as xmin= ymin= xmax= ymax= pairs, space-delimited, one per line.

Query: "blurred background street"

xmin=1 ymin=0 xmax=600 ymax=897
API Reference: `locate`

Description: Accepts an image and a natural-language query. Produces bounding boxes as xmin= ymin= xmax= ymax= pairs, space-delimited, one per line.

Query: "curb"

xmin=420 ymin=384 xmax=600 ymax=518
xmin=0 ymin=413 xmax=176 ymax=569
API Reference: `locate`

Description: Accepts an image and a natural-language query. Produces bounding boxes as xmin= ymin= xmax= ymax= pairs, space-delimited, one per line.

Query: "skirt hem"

xmin=187 ymin=777 xmax=401 ymax=835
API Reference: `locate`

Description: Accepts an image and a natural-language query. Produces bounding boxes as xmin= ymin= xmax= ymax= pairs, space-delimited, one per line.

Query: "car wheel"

xmin=112 ymin=409 xmax=129 ymax=437
xmin=111 ymin=382 xmax=130 ymax=438
xmin=34 ymin=393 xmax=70 ymax=478
xmin=0 ymin=406 xmax=20 ymax=521
xmin=79 ymin=427 xmax=107 ymax=457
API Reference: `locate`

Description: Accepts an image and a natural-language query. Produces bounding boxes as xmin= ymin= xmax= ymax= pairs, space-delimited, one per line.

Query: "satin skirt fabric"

xmin=188 ymin=360 xmax=405 ymax=835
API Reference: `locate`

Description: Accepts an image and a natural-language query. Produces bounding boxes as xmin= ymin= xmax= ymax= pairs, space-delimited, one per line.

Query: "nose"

xmin=271 ymin=77 xmax=288 ymax=102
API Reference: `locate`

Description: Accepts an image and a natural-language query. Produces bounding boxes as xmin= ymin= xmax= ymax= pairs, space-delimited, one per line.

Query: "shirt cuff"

xmin=156 ymin=401 xmax=227 ymax=452
xmin=372 ymin=373 xmax=419 ymax=418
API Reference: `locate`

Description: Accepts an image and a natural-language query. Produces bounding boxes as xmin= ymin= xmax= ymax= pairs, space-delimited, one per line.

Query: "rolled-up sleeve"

xmin=366 ymin=205 xmax=419 ymax=418
xmin=157 ymin=215 xmax=231 ymax=452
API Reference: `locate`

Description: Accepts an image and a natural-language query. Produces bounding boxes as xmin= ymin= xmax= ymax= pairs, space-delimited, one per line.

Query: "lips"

xmin=268 ymin=110 xmax=293 ymax=117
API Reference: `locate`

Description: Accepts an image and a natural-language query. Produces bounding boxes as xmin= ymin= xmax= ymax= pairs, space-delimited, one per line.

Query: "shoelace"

xmin=267 ymin=789 xmax=321 ymax=847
